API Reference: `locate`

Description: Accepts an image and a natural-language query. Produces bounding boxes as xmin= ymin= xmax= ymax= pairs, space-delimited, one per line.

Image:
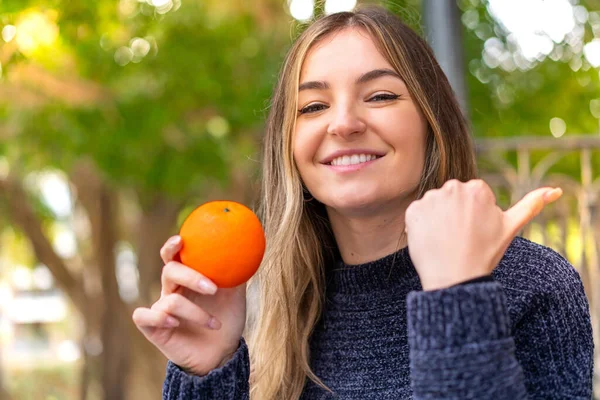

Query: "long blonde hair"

xmin=246 ymin=5 xmax=477 ymax=399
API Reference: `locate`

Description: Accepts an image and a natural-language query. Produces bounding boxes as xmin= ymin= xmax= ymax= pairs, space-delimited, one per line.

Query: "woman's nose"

xmin=326 ymin=105 xmax=366 ymax=139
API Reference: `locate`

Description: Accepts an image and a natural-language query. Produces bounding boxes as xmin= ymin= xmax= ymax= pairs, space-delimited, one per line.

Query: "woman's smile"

xmin=322 ymin=153 xmax=384 ymax=173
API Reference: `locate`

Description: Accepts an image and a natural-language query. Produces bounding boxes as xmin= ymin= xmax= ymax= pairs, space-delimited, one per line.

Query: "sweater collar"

xmin=325 ymin=246 xmax=419 ymax=296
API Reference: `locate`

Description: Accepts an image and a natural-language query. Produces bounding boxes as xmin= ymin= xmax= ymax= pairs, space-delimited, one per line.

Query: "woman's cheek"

xmin=293 ymin=128 xmax=315 ymax=180
xmin=295 ymin=124 xmax=320 ymax=163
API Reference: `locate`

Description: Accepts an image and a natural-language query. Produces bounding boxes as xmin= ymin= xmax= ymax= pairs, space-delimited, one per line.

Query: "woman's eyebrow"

xmin=298 ymin=80 xmax=329 ymax=92
xmin=298 ymin=68 xmax=401 ymax=92
xmin=356 ymin=68 xmax=401 ymax=84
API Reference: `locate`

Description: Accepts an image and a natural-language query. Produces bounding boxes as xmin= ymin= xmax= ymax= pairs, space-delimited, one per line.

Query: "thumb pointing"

xmin=504 ymin=187 xmax=562 ymax=237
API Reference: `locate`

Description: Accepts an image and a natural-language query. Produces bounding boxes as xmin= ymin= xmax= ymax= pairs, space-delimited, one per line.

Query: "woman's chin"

xmin=322 ymin=195 xmax=383 ymax=216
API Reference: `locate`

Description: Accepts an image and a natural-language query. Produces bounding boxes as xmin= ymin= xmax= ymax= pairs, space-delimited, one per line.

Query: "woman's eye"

xmin=299 ymin=103 xmax=328 ymax=115
xmin=368 ymin=93 xmax=400 ymax=102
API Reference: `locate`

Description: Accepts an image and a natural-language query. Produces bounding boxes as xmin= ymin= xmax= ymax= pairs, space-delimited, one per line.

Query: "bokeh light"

xmin=590 ymin=99 xmax=600 ymax=119
xmin=488 ymin=0 xmax=574 ymax=59
xmin=549 ymin=117 xmax=567 ymax=138
xmin=14 ymin=11 xmax=59 ymax=56
xmin=148 ymin=0 xmax=174 ymax=14
xmin=149 ymin=0 xmax=170 ymax=7
xmin=116 ymin=243 xmax=140 ymax=303
xmin=12 ymin=267 xmax=32 ymax=291
xmin=57 ymin=340 xmax=81 ymax=363
xmin=583 ymin=39 xmax=600 ymax=67
xmin=2 ymin=25 xmax=16 ymax=42
xmin=289 ymin=0 xmax=314 ymax=22
xmin=206 ymin=116 xmax=230 ymax=139
xmin=115 ymin=46 xmax=134 ymax=66
xmin=53 ymin=228 xmax=77 ymax=259
xmin=38 ymin=172 xmax=72 ymax=218
xmin=324 ymin=0 xmax=357 ymax=15
xmin=31 ymin=265 xmax=54 ymax=291
xmin=130 ymin=37 xmax=151 ymax=58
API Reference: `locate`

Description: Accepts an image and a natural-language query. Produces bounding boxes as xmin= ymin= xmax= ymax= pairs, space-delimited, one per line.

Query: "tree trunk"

xmin=135 ymin=195 xmax=182 ymax=305
xmin=1 ymin=170 xmax=132 ymax=400
xmin=1 ymin=165 xmax=201 ymax=400
xmin=0 ymin=176 xmax=86 ymax=310
xmin=72 ymin=164 xmax=176 ymax=399
xmin=94 ymin=187 xmax=129 ymax=400
xmin=72 ymin=162 xmax=168 ymax=399
xmin=70 ymin=161 xmax=133 ymax=400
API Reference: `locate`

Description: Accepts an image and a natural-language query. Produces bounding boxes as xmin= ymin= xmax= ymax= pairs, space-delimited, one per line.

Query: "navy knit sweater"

xmin=162 ymin=236 xmax=594 ymax=399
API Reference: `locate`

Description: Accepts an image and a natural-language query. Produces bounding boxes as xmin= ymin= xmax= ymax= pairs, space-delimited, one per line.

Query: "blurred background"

xmin=0 ymin=0 xmax=599 ymax=398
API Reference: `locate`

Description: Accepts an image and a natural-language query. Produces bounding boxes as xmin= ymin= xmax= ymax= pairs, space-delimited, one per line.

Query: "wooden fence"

xmin=476 ymin=135 xmax=600 ymax=394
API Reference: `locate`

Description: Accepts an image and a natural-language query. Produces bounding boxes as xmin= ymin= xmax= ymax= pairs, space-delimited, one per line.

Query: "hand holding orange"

xmin=178 ymin=201 xmax=266 ymax=288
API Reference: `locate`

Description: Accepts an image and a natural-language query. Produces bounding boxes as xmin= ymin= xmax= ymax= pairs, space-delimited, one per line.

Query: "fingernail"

xmin=168 ymin=236 xmax=181 ymax=247
xmin=544 ymin=188 xmax=563 ymax=202
xmin=198 ymin=280 xmax=217 ymax=295
xmin=207 ymin=317 xmax=221 ymax=330
xmin=165 ymin=316 xmax=179 ymax=328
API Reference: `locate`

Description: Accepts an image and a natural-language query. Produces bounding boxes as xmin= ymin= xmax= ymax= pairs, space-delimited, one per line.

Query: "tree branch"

xmin=0 ymin=175 xmax=86 ymax=314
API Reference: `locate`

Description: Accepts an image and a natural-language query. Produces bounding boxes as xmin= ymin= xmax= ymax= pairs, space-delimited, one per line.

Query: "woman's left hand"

xmin=405 ymin=179 xmax=562 ymax=291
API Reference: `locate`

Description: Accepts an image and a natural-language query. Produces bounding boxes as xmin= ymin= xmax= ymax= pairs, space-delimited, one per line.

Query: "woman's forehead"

xmin=299 ymin=28 xmax=393 ymax=83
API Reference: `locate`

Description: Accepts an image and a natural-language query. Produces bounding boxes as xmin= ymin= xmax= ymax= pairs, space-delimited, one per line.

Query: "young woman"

xmin=133 ymin=6 xmax=594 ymax=399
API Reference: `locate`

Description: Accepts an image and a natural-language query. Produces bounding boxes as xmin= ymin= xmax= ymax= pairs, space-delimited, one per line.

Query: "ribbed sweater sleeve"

xmin=162 ymin=337 xmax=250 ymax=400
xmin=406 ymin=276 xmax=593 ymax=399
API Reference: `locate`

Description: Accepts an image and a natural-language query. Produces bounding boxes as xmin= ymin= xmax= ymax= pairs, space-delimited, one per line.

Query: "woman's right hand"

xmin=132 ymin=235 xmax=247 ymax=376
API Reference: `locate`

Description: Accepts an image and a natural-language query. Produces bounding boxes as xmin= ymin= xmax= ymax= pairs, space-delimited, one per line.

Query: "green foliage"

xmin=2 ymin=0 xmax=288 ymax=199
xmin=457 ymin=0 xmax=600 ymax=178
xmin=460 ymin=0 xmax=600 ymax=138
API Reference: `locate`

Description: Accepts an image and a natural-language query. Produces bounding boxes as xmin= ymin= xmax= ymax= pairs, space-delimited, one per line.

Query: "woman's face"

xmin=293 ymin=28 xmax=428 ymax=216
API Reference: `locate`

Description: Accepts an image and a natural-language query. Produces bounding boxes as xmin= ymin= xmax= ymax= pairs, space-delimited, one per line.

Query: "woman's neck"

xmin=326 ymin=203 xmax=409 ymax=265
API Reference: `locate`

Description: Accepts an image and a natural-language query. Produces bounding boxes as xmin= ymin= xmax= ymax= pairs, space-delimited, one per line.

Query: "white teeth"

xmin=330 ymin=153 xmax=380 ymax=166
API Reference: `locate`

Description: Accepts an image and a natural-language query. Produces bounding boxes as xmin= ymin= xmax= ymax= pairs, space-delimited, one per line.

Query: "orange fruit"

xmin=178 ymin=201 xmax=266 ymax=288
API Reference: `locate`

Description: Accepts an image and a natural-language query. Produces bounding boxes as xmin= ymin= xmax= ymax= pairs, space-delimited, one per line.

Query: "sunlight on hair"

xmin=549 ymin=117 xmax=566 ymax=138
xmin=289 ymin=0 xmax=314 ymax=22
xmin=324 ymin=0 xmax=357 ymax=15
